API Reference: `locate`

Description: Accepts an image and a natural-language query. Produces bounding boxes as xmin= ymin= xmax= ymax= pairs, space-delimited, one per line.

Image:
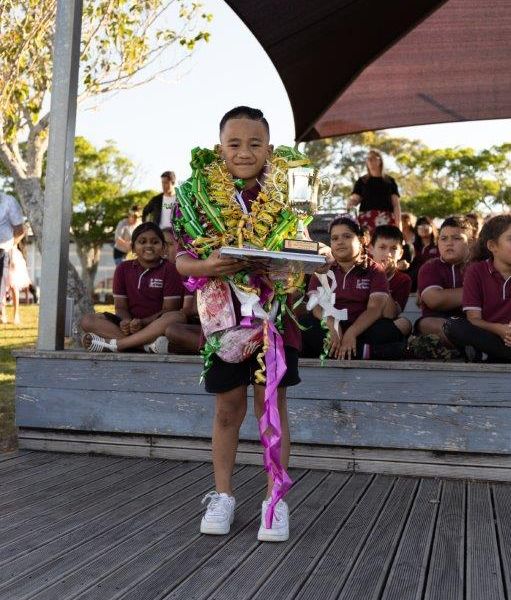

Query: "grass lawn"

xmin=0 ymin=304 xmax=113 ymax=452
xmin=0 ymin=304 xmax=39 ymax=451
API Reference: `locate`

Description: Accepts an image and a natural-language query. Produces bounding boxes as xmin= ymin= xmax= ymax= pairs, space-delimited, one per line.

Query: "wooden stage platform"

xmin=1 ymin=449 xmax=509 ymax=600
xmin=14 ymin=349 xmax=511 ymax=481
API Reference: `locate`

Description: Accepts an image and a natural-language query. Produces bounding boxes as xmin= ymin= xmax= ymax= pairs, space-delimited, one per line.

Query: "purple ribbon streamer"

xmin=184 ymin=275 xmax=208 ymax=293
xmin=259 ymin=321 xmax=293 ymax=529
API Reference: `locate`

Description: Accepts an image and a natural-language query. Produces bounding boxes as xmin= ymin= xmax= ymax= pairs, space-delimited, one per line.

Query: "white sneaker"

xmin=257 ymin=499 xmax=289 ymax=542
xmin=200 ymin=491 xmax=235 ymax=535
xmin=144 ymin=336 xmax=169 ymax=354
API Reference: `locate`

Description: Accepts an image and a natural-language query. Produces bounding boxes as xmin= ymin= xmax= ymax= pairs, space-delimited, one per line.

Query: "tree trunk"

xmin=14 ymin=177 xmax=94 ymax=344
xmin=76 ymin=242 xmax=101 ymax=300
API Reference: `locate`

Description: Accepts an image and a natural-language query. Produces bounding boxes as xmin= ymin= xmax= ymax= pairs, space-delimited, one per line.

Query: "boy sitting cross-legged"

xmin=368 ymin=225 xmax=412 ymax=338
xmin=412 ymin=215 xmax=473 ymax=359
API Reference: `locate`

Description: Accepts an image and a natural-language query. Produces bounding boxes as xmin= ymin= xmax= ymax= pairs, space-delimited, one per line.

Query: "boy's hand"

xmin=129 ymin=318 xmax=142 ymax=333
xmin=119 ymin=319 xmax=131 ymax=335
xmin=339 ymin=328 xmax=357 ymax=360
xmin=205 ymin=250 xmax=246 ymax=276
xmin=497 ymin=323 xmax=511 ymax=346
xmin=326 ymin=317 xmax=342 ymax=358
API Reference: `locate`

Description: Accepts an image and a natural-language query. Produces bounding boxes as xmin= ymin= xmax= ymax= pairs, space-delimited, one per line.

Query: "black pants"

xmin=300 ymin=314 xmax=405 ymax=360
xmin=444 ymin=317 xmax=511 ymax=363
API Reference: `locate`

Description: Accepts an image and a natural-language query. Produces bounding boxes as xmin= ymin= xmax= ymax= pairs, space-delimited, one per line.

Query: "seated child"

xmin=81 ymin=222 xmax=190 ymax=353
xmin=414 ymin=216 xmax=472 ymax=356
xmin=164 ymin=291 xmax=201 ymax=354
xmin=444 ymin=215 xmax=511 ymax=362
xmin=175 ymin=106 xmax=300 ymax=542
xmin=307 ymin=215 xmax=405 ymax=360
xmin=408 ymin=216 xmax=439 ymax=291
xmin=369 ymin=225 xmax=412 ymax=336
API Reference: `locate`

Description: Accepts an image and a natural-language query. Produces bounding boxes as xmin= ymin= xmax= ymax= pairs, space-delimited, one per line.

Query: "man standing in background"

xmin=113 ymin=205 xmax=142 ymax=265
xmin=142 ymin=171 xmax=176 ymax=230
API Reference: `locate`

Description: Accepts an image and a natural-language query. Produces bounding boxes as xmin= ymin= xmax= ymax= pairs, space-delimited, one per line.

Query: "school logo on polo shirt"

xmin=149 ymin=277 xmax=164 ymax=288
xmin=356 ymin=278 xmax=370 ymax=290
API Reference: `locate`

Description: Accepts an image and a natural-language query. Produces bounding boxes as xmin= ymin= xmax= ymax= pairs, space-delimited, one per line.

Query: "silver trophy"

xmin=282 ymin=166 xmax=332 ymax=252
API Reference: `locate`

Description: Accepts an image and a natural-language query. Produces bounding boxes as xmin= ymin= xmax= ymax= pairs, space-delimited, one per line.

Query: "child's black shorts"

xmin=205 ymin=346 xmax=301 ymax=394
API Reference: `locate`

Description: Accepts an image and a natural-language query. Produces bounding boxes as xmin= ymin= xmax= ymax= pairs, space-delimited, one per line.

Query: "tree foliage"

xmin=0 ymin=0 xmax=212 ymax=330
xmin=304 ymin=134 xmax=511 ymax=218
xmin=72 ymin=136 xmax=154 ymax=296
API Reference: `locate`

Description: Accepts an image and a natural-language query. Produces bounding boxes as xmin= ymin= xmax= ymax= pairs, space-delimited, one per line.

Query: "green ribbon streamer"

xmin=319 ymin=318 xmax=331 ymax=366
xmin=200 ymin=335 xmax=222 ymax=383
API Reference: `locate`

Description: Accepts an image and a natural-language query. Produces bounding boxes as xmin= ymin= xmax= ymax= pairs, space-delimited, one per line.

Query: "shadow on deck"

xmin=1 ymin=450 xmax=509 ymax=600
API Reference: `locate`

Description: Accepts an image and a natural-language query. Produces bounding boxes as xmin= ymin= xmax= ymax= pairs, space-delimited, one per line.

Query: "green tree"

xmin=72 ymin=137 xmax=154 ymax=298
xmin=0 ymin=0 xmax=211 ymax=326
xmin=398 ymin=144 xmax=511 ymax=217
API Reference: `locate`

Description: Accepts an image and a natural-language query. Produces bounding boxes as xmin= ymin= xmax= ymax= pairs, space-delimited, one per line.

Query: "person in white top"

xmin=113 ymin=205 xmax=141 ymax=265
xmin=0 ymin=193 xmax=25 ymax=323
xmin=142 ymin=171 xmax=177 ymax=240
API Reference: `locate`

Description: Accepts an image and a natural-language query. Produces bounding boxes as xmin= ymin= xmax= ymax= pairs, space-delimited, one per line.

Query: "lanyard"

xmin=235 ymin=191 xmax=249 ymax=215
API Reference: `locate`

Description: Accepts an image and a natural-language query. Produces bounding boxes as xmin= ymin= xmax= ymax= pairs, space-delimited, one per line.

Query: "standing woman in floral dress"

xmin=348 ymin=150 xmax=402 ymax=235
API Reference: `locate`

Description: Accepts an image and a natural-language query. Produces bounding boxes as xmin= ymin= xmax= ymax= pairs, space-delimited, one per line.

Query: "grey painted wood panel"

xmin=16 ymin=387 xmax=511 ymax=454
xmin=15 ymin=357 xmax=511 ymax=406
xmin=424 ymin=480 xmax=465 ymax=600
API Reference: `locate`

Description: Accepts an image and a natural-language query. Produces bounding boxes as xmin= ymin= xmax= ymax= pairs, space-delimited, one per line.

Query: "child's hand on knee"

xmin=120 ymin=319 xmax=131 ymax=335
xmin=129 ymin=318 xmax=143 ymax=333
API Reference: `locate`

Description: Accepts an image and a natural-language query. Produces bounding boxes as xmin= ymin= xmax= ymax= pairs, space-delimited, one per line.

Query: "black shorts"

xmin=204 ymin=346 xmax=301 ymax=394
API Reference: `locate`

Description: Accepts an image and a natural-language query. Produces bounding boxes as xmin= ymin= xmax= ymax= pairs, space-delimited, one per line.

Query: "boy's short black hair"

xmin=440 ymin=215 xmax=473 ymax=235
xmin=161 ymin=171 xmax=176 ymax=183
xmin=371 ymin=225 xmax=404 ymax=246
xmin=219 ymin=106 xmax=270 ymax=136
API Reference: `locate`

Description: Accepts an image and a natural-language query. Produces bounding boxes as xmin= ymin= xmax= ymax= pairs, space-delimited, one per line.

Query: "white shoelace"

xmin=202 ymin=491 xmax=232 ymax=518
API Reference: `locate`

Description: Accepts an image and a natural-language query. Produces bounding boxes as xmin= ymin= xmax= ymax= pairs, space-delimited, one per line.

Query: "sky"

xmin=75 ymin=0 xmax=510 ymax=193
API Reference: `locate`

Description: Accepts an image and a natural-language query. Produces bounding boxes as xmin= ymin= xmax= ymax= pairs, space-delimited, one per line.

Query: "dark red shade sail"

xmin=225 ymin=0 xmax=511 ymax=141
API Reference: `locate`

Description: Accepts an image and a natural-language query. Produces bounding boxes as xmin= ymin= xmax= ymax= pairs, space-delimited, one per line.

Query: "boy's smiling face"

xmin=219 ymin=117 xmax=272 ymax=188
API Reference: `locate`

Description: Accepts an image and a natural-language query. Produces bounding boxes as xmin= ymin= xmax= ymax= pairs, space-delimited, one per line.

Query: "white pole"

xmin=37 ymin=0 xmax=83 ymax=350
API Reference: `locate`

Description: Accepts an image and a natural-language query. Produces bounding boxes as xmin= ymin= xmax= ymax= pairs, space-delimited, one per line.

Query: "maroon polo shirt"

xmin=463 ymin=259 xmax=511 ymax=324
xmin=176 ymin=182 xmax=301 ymax=349
xmin=308 ymin=259 xmax=389 ymax=326
xmin=387 ymin=269 xmax=412 ymax=313
xmin=413 ymin=241 xmax=439 ymax=267
xmin=113 ymin=259 xmax=189 ymax=319
xmin=417 ymin=257 xmax=465 ymax=319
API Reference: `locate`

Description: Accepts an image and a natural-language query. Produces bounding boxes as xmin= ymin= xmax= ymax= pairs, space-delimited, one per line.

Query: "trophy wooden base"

xmin=282 ymin=238 xmax=319 ymax=254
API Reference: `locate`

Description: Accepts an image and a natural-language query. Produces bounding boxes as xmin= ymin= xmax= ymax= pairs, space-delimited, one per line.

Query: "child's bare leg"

xmin=394 ymin=317 xmax=412 ymax=336
xmin=254 ymin=385 xmax=290 ymax=497
xmin=212 ymin=386 xmax=248 ymax=495
xmin=12 ymin=287 xmax=20 ymax=324
xmin=417 ymin=317 xmax=452 ymax=346
xmin=80 ymin=313 xmax=124 ymax=340
xmin=116 ymin=311 xmax=179 ymax=351
xmin=165 ymin=322 xmax=201 ymax=354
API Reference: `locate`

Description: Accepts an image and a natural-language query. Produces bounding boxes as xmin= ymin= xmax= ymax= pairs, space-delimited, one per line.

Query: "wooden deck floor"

xmin=1 ymin=450 xmax=510 ymax=600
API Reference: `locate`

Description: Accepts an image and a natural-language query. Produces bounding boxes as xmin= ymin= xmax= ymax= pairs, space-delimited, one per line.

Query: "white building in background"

xmin=26 ymin=238 xmax=116 ymax=296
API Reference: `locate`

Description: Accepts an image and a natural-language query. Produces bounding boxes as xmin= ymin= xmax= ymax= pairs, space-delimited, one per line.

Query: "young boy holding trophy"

xmin=174 ymin=107 xmax=325 ymax=542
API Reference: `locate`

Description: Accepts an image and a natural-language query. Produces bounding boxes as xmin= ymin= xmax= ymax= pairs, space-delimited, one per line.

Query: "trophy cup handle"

xmin=314 ymin=174 xmax=333 ymax=211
